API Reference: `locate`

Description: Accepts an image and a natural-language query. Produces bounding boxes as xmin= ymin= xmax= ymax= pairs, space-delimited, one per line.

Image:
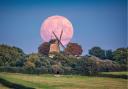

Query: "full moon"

xmin=40 ymin=15 xmax=73 ymax=45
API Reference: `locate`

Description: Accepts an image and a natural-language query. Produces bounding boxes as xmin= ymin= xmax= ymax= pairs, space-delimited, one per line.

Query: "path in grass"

xmin=0 ymin=72 xmax=127 ymax=89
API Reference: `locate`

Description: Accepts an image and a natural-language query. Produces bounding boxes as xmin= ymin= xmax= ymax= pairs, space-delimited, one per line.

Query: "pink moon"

xmin=40 ymin=15 xmax=73 ymax=45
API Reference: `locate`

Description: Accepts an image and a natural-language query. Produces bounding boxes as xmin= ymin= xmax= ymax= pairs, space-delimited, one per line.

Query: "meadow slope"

xmin=0 ymin=72 xmax=127 ymax=89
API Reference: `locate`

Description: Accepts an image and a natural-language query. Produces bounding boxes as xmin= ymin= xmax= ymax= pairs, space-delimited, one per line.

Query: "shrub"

xmin=0 ymin=44 xmax=25 ymax=66
xmin=62 ymin=66 xmax=72 ymax=74
xmin=51 ymin=64 xmax=64 ymax=74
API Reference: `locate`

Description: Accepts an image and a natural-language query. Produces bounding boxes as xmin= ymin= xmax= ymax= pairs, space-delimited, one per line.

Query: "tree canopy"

xmin=38 ymin=42 xmax=50 ymax=55
xmin=0 ymin=44 xmax=127 ymax=75
xmin=113 ymin=48 xmax=128 ymax=64
xmin=0 ymin=44 xmax=25 ymax=66
xmin=89 ymin=47 xmax=105 ymax=59
xmin=64 ymin=42 xmax=83 ymax=56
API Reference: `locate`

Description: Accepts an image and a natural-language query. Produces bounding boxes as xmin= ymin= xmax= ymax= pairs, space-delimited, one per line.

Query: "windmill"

xmin=40 ymin=15 xmax=74 ymax=56
xmin=49 ymin=30 xmax=65 ymax=54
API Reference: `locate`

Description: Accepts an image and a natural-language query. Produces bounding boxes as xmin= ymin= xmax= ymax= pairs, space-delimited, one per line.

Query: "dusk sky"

xmin=0 ymin=0 xmax=127 ymax=55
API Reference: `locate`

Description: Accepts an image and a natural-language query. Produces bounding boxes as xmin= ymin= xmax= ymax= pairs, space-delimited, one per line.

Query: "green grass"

xmin=0 ymin=72 xmax=127 ymax=89
xmin=100 ymin=71 xmax=128 ymax=76
xmin=0 ymin=84 xmax=9 ymax=89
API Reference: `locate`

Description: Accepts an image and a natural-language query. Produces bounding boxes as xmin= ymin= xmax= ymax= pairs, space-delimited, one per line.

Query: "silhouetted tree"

xmin=113 ymin=48 xmax=128 ymax=64
xmin=38 ymin=42 xmax=50 ymax=55
xmin=89 ymin=47 xmax=105 ymax=59
xmin=105 ymin=50 xmax=113 ymax=60
xmin=0 ymin=44 xmax=24 ymax=66
xmin=64 ymin=43 xmax=83 ymax=56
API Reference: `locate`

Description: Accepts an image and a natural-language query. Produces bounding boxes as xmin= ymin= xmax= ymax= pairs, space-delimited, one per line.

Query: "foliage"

xmin=16 ymin=58 xmax=26 ymax=67
xmin=105 ymin=50 xmax=113 ymax=60
xmin=51 ymin=64 xmax=64 ymax=74
xmin=0 ymin=44 xmax=127 ymax=75
xmin=0 ymin=66 xmax=48 ymax=74
xmin=89 ymin=46 xmax=105 ymax=59
xmin=0 ymin=44 xmax=25 ymax=66
xmin=82 ymin=56 xmax=98 ymax=75
xmin=24 ymin=53 xmax=41 ymax=69
xmin=38 ymin=42 xmax=50 ymax=55
xmin=88 ymin=56 xmax=122 ymax=72
xmin=24 ymin=61 xmax=35 ymax=69
xmin=112 ymin=48 xmax=128 ymax=64
xmin=89 ymin=47 xmax=127 ymax=65
xmin=64 ymin=42 xmax=83 ymax=56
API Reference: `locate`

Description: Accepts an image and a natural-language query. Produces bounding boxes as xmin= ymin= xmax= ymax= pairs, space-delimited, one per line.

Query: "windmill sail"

xmin=52 ymin=31 xmax=65 ymax=49
xmin=60 ymin=30 xmax=63 ymax=41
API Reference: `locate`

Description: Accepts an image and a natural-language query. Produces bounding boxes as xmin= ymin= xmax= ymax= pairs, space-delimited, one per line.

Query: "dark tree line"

xmin=0 ymin=44 xmax=25 ymax=66
xmin=0 ymin=44 xmax=127 ymax=75
xmin=89 ymin=46 xmax=128 ymax=64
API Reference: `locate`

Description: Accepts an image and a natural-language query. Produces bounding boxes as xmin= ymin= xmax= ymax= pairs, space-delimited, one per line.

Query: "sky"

xmin=0 ymin=0 xmax=127 ymax=55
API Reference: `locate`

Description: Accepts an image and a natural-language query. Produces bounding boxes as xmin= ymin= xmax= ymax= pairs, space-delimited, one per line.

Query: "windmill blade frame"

xmin=59 ymin=30 xmax=63 ymax=41
xmin=59 ymin=29 xmax=63 ymax=45
xmin=52 ymin=31 xmax=65 ymax=49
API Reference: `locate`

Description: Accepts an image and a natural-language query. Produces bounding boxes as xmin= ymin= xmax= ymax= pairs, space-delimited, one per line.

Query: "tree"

xmin=89 ymin=47 xmax=105 ymax=59
xmin=64 ymin=43 xmax=83 ymax=56
xmin=38 ymin=42 xmax=50 ymax=55
xmin=26 ymin=53 xmax=40 ymax=63
xmin=24 ymin=61 xmax=35 ymax=69
xmin=12 ymin=46 xmax=25 ymax=56
xmin=16 ymin=57 xmax=26 ymax=67
xmin=113 ymin=48 xmax=127 ymax=64
xmin=105 ymin=50 xmax=113 ymax=60
xmin=0 ymin=44 xmax=25 ymax=66
xmin=24 ymin=53 xmax=41 ymax=68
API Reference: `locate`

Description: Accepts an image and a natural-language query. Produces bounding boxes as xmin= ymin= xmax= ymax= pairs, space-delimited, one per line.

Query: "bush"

xmin=0 ymin=66 xmax=49 ymax=74
xmin=51 ymin=64 xmax=64 ymax=74
xmin=0 ymin=67 xmax=25 ymax=73
xmin=62 ymin=66 xmax=72 ymax=74
xmin=0 ymin=44 xmax=25 ymax=66
xmin=0 ymin=53 xmax=126 ymax=75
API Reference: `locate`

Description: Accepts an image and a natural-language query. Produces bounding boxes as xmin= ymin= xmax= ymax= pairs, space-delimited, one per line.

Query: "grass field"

xmin=100 ymin=71 xmax=128 ymax=76
xmin=0 ymin=72 xmax=127 ymax=89
xmin=0 ymin=84 xmax=9 ymax=89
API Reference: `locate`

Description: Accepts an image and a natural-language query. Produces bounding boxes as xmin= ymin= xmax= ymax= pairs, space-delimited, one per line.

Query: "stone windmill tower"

xmin=49 ymin=30 xmax=65 ymax=54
